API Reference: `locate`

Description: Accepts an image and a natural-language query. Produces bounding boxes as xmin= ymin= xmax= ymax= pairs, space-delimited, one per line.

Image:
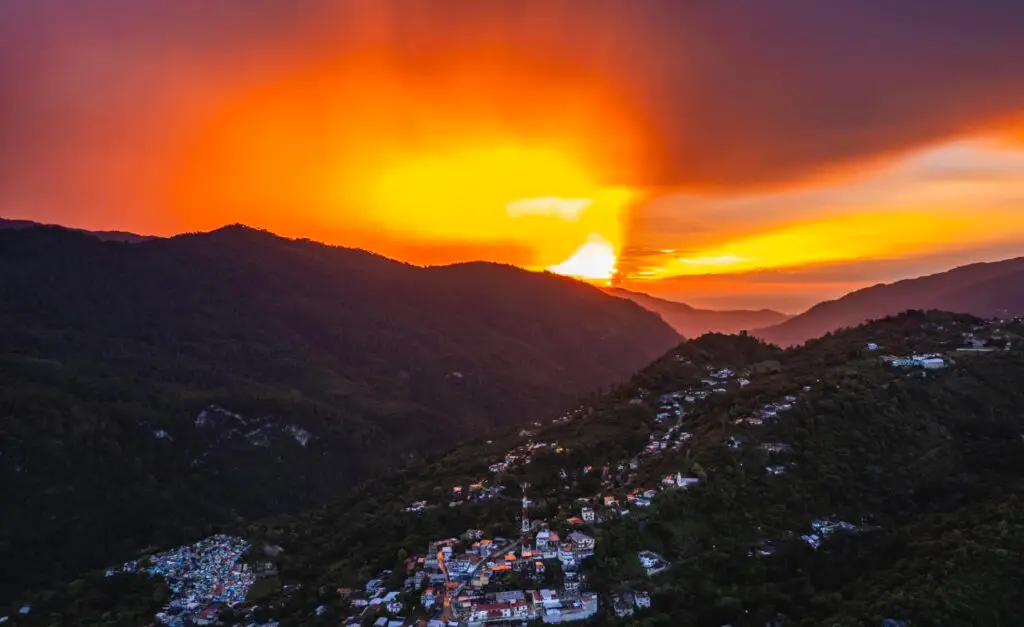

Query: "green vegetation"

xmin=219 ymin=311 xmax=1024 ymax=626
xmin=0 ymin=224 xmax=677 ymax=604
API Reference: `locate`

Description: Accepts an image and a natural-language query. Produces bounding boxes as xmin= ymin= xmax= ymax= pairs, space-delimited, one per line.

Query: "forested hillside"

xmin=755 ymin=257 xmax=1024 ymax=346
xmin=78 ymin=310 xmax=1023 ymax=627
xmin=0 ymin=224 xmax=678 ymax=603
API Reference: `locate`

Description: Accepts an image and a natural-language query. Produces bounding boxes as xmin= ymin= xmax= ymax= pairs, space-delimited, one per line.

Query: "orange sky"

xmin=3 ymin=1 xmax=1024 ymax=312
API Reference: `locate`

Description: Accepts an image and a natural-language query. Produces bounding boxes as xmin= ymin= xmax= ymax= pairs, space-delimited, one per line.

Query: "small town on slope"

xmin=4 ymin=314 xmax=1021 ymax=626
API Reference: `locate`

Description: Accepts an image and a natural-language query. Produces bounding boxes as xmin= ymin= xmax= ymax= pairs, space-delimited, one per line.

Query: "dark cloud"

xmin=3 ymin=0 xmax=1024 ymax=227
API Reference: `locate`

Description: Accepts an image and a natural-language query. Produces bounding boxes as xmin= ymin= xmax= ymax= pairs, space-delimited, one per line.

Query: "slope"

xmin=605 ymin=287 xmax=790 ymax=337
xmin=0 ymin=224 xmax=679 ymax=602
xmin=83 ymin=310 xmax=1022 ymax=627
xmin=755 ymin=257 xmax=1024 ymax=346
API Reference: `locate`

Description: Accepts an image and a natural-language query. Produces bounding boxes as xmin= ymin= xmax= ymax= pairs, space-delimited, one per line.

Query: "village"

xmin=42 ymin=317 xmax=1012 ymax=627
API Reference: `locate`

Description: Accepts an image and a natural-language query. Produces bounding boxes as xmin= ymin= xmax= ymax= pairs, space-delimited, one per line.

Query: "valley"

xmin=0 ymin=224 xmax=678 ymax=605
xmin=15 ymin=311 xmax=1024 ymax=625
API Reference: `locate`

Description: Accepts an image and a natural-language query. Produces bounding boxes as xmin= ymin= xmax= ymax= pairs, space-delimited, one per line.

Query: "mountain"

xmin=755 ymin=257 xmax=1024 ymax=346
xmin=31 ymin=310 xmax=1024 ymax=626
xmin=0 ymin=223 xmax=679 ymax=602
xmin=0 ymin=216 xmax=154 ymax=243
xmin=606 ymin=287 xmax=791 ymax=337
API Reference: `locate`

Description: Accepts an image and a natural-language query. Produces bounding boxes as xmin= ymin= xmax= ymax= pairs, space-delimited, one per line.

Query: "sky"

xmin=2 ymin=0 xmax=1024 ymax=312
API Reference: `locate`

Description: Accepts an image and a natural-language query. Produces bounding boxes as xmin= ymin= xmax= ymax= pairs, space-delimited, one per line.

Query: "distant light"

xmin=548 ymin=233 xmax=617 ymax=281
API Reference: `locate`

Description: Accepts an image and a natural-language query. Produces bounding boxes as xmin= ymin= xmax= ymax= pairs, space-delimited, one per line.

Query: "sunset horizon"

xmin=3 ymin=1 xmax=1024 ymax=311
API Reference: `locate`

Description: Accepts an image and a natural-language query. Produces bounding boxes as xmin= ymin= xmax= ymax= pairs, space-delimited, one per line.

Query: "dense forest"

xmin=0 ymin=224 xmax=678 ymax=603
xmin=76 ymin=309 xmax=1020 ymax=627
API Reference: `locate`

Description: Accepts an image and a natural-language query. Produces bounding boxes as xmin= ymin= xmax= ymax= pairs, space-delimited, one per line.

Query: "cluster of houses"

xmin=800 ymin=518 xmax=861 ymax=550
xmin=105 ymin=535 xmax=258 ymax=627
xmin=882 ymin=353 xmax=948 ymax=369
xmin=338 ymin=518 xmax=601 ymax=626
xmin=612 ymin=590 xmax=652 ymax=618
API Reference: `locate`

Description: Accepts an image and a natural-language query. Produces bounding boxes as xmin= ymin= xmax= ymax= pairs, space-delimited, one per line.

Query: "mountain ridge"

xmin=754 ymin=256 xmax=1024 ymax=346
xmin=0 ymin=223 xmax=679 ymax=602
xmin=605 ymin=287 xmax=791 ymax=337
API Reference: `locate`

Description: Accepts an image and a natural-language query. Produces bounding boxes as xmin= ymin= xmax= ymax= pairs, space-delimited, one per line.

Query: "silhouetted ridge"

xmin=0 ymin=224 xmax=679 ymax=602
xmin=755 ymin=257 xmax=1024 ymax=346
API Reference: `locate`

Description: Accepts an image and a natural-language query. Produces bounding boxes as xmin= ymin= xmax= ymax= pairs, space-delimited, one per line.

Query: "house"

xmin=613 ymin=594 xmax=635 ymax=617
xmin=468 ymin=599 xmax=531 ymax=622
xmin=921 ymin=357 xmax=946 ymax=369
xmin=638 ymin=550 xmax=669 ymax=576
xmin=558 ymin=532 xmax=595 ymax=567
xmin=664 ymin=472 xmax=700 ymax=489
xmin=602 ymin=496 xmax=618 ymax=507
xmin=866 ymin=343 xmax=879 ymax=351
xmin=541 ymin=593 xmax=598 ymax=623
xmin=633 ymin=591 xmax=651 ymax=608
xmin=581 ymin=507 xmax=595 ymax=523
xmin=422 ymin=588 xmax=437 ymax=608
xmin=533 ymin=588 xmax=562 ymax=609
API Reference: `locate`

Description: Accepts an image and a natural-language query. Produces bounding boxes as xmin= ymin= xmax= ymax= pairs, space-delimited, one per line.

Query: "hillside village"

xmin=6 ymin=313 xmax=1024 ymax=626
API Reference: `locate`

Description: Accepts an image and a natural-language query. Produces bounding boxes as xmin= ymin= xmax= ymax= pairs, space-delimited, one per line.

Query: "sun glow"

xmin=547 ymin=233 xmax=618 ymax=282
xmin=171 ymin=52 xmax=646 ymax=272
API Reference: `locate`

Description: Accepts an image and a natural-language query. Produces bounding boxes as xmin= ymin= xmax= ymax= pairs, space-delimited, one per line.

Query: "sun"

xmin=547 ymin=233 xmax=618 ymax=283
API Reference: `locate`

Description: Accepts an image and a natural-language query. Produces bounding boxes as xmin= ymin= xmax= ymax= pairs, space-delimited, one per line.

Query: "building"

xmin=634 ymin=591 xmax=651 ymax=608
xmin=532 ymin=589 xmax=562 ymax=609
xmin=580 ymin=507 xmax=595 ymax=523
xmin=540 ymin=593 xmax=598 ymax=624
xmin=638 ymin=550 xmax=669 ymax=577
xmin=613 ymin=594 xmax=635 ymax=617
xmin=468 ymin=599 xmax=532 ymax=623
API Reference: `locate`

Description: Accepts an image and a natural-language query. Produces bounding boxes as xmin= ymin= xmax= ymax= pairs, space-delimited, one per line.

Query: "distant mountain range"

xmin=605 ymin=287 xmax=791 ymax=337
xmin=754 ymin=257 xmax=1024 ymax=346
xmin=0 ymin=217 xmax=154 ymax=243
xmin=0 ymin=222 xmax=678 ymax=600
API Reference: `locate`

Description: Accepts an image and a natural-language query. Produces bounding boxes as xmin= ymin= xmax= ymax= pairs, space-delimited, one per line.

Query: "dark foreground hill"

xmin=0 ymin=224 xmax=678 ymax=601
xmin=44 ymin=310 xmax=1020 ymax=626
xmin=605 ymin=287 xmax=791 ymax=337
xmin=755 ymin=257 xmax=1024 ymax=346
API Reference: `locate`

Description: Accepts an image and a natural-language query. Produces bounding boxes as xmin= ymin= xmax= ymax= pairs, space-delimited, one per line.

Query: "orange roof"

xmin=491 ymin=564 xmax=512 ymax=571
